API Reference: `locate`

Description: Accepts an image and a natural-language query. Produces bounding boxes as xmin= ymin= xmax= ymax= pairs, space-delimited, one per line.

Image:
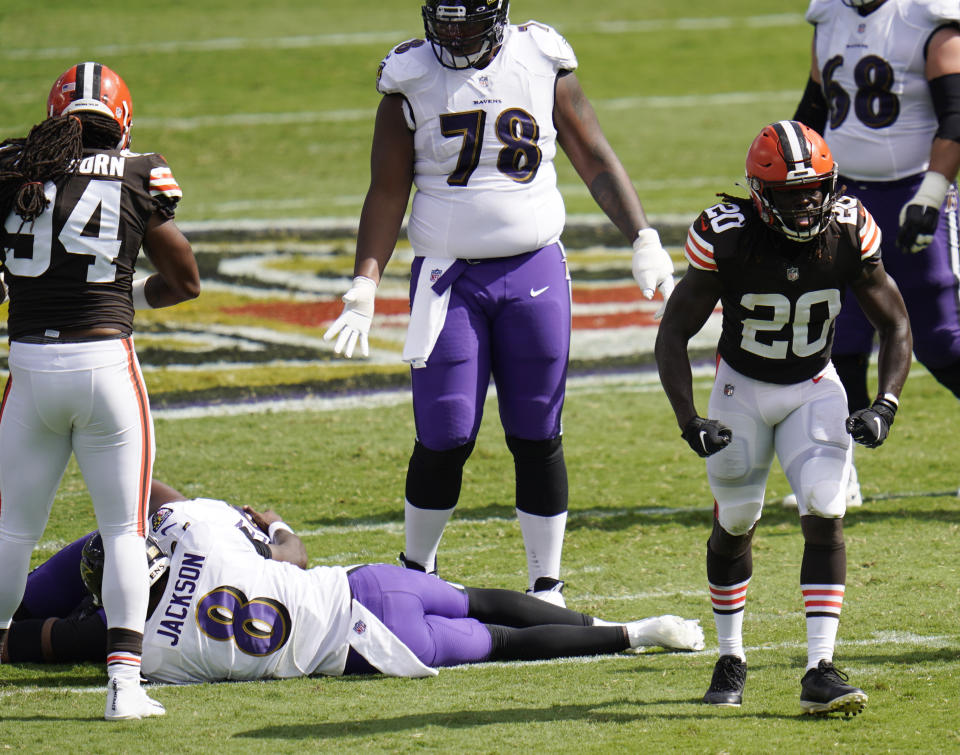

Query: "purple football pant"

xmin=17 ymin=531 xmax=92 ymax=619
xmin=833 ymin=174 xmax=960 ymax=369
xmin=410 ymin=244 xmax=571 ymax=449
xmin=346 ymin=564 xmax=492 ymax=667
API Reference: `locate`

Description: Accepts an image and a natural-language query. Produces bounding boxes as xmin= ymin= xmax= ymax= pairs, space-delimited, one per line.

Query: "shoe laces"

xmin=818 ymin=660 xmax=849 ymax=683
xmin=712 ymin=656 xmax=745 ymax=687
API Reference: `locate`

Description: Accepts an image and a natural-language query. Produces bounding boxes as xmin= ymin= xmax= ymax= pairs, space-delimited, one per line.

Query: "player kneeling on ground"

xmin=655 ymin=120 xmax=912 ymax=716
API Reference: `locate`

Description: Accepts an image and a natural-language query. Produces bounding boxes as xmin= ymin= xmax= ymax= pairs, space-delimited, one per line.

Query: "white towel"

xmin=402 ymin=258 xmax=461 ymax=369
xmin=347 ymin=599 xmax=438 ymax=678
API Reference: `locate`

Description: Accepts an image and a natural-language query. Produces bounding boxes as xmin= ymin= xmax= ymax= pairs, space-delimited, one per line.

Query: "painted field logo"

xmin=0 ymin=239 xmax=721 ymax=407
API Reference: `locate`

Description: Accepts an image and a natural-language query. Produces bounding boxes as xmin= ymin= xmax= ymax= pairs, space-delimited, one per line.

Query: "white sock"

xmin=592 ymin=617 xmax=620 ymax=627
xmin=806 ymin=615 xmax=840 ymax=670
xmin=404 ymin=499 xmax=455 ymax=572
xmin=516 ymin=509 xmax=567 ymax=590
xmin=714 ymin=611 xmax=746 ymax=661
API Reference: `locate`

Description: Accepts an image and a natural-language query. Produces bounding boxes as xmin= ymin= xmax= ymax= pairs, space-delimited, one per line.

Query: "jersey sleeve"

xmin=149 ymin=503 xmax=193 ymax=554
xmin=856 ymin=200 xmax=882 ymax=262
xmin=516 ymin=21 xmax=577 ymax=71
xmin=914 ymin=0 xmax=960 ymax=26
xmin=177 ymin=518 xmax=262 ymax=562
xmin=376 ymin=39 xmax=433 ymax=95
xmin=805 ymin=0 xmax=832 ymax=25
xmin=145 ymin=153 xmax=182 ymax=219
xmin=684 ymin=213 xmax=719 ymax=272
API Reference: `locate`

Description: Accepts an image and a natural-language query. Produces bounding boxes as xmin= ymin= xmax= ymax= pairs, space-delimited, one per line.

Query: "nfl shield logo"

xmin=786 ymin=266 xmax=799 ymax=282
xmin=430 ymin=268 xmax=442 ymax=283
xmin=478 ymin=75 xmax=490 ymax=88
xmin=724 ymin=383 xmax=735 ymax=397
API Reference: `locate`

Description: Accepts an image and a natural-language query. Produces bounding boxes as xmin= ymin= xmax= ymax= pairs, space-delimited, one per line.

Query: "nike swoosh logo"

xmin=530 ymin=286 xmax=550 ymax=297
xmin=699 ymin=430 xmax=709 ymax=453
xmin=812 ymin=375 xmax=824 ymax=383
xmin=873 ymin=417 xmax=882 ymax=436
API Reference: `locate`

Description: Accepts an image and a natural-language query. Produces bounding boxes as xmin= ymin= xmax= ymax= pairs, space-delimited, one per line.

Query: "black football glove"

xmin=681 ymin=416 xmax=733 ymax=458
xmin=845 ymin=397 xmax=898 ymax=448
xmin=896 ymin=203 xmax=939 ymax=254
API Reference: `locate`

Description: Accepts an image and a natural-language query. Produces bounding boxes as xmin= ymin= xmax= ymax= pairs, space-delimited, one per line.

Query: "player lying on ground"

xmin=1 ymin=481 xmax=304 ymax=664
xmin=3 ymin=483 xmax=704 ymax=673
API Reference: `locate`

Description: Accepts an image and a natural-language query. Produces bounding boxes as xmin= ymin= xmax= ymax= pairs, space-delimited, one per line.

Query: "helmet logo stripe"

xmin=772 ymin=119 xmax=810 ymax=171
xmin=75 ymin=62 xmax=103 ymax=103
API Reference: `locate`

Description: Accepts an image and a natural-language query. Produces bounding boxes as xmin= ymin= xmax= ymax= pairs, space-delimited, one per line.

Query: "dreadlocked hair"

xmin=0 ymin=115 xmax=82 ymax=224
xmin=77 ymin=112 xmax=123 ymax=150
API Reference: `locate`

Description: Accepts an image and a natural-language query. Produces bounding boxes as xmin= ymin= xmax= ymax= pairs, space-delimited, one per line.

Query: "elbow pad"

xmin=794 ymin=76 xmax=828 ymax=135
xmin=930 ymin=73 xmax=960 ymax=143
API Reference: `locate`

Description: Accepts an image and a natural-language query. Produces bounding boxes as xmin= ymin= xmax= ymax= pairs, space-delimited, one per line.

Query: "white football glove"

xmin=897 ymin=171 xmax=949 ymax=254
xmin=631 ymin=228 xmax=675 ymax=319
xmin=323 ymin=275 xmax=376 ymax=358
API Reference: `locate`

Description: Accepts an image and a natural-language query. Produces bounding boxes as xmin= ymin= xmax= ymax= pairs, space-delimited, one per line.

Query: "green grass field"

xmin=1 ymin=0 xmax=812 ymax=222
xmin=1 ymin=1 xmax=959 ymax=752
xmin=1 ymin=368 xmax=957 ymax=752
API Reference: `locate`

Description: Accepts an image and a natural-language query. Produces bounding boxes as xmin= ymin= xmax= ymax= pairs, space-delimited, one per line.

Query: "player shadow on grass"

xmin=234 ymin=697 xmax=808 ymax=741
xmin=0 ymin=668 xmax=102 ymax=689
xmin=302 ymin=495 xmax=960 ymax=536
xmin=304 ymin=502 xmax=721 ymax=532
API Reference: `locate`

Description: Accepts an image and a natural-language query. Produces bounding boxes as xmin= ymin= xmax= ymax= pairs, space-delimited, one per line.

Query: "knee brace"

xmin=708 ymin=519 xmax=756 ymax=559
xmin=706 ymin=520 xmax=756 ymax=586
xmin=800 ymin=515 xmax=845 ymax=586
xmin=405 ymin=440 xmax=475 ymax=511
xmin=927 ymin=359 xmax=960 ymax=399
xmin=505 ymin=435 xmax=567 ymax=517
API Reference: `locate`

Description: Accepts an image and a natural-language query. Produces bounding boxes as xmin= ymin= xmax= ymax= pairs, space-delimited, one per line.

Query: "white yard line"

xmin=0 ymin=15 xmax=805 ymax=61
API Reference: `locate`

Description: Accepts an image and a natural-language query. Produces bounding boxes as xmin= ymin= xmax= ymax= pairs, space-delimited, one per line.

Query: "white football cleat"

xmin=526 ymin=577 xmax=566 ymax=608
xmin=105 ymin=677 xmax=166 ymax=721
xmin=625 ymin=615 xmax=705 ymax=652
xmin=782 ymin=492 xmax=799 ymax=508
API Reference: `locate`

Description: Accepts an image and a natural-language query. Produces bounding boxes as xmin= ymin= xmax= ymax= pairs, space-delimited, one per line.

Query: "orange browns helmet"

xmin=746 ymin=120 xmax=838 ymax=242
xmin=47 ymin=62 xmax=133 ymax=150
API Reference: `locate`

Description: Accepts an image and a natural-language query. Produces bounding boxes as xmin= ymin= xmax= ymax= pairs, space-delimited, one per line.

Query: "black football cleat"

xmin=800 ymin=660 xmax=867 ymax=716
xmin=398 ymin=552 xmax=437 ymax=576
xmin=703 ymin=654 xmax=747 ymax=707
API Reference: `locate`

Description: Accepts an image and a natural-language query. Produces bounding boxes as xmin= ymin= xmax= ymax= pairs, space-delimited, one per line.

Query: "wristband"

xmin=878 ymin=392 xmax=899 ymax=408
xmin=912 ymin=171 xmax=950 ymax=209
xmin=268 ymin=521 xmax=294 ymax=541
xmin=131 ymin=277 xmax=154 ymax=310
